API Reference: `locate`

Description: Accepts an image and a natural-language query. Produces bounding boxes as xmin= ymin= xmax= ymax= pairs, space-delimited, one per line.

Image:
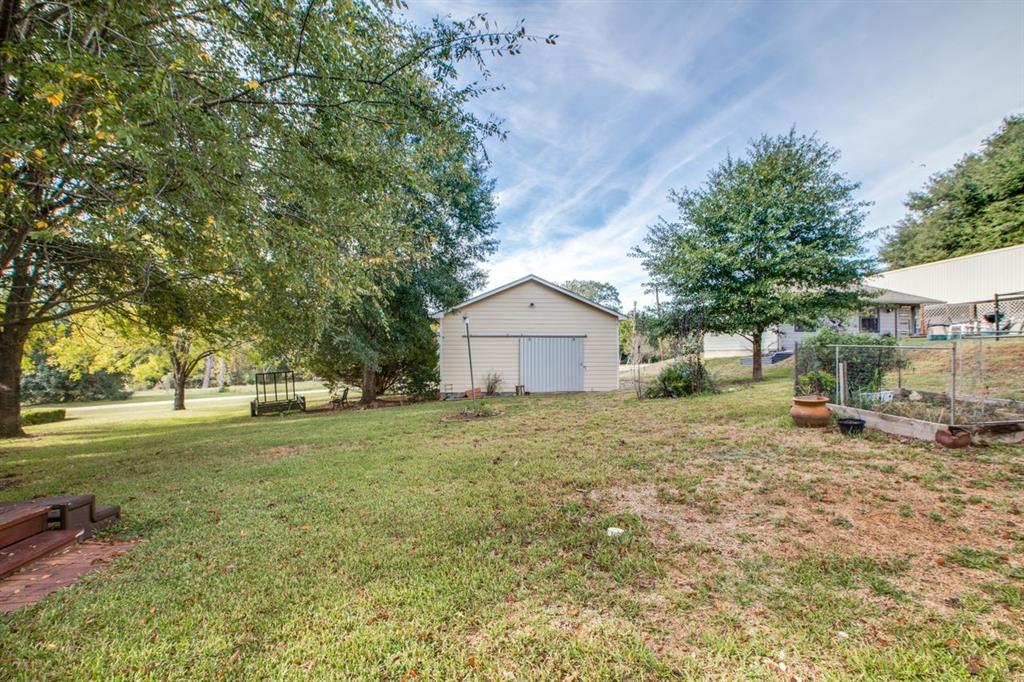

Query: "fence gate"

xmin=519 ymin=337 xmax=584 ymax=392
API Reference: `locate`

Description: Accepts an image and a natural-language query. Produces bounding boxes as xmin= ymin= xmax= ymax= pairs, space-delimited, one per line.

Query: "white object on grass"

xmin=606 ymin=527 xmax=625 ymax=538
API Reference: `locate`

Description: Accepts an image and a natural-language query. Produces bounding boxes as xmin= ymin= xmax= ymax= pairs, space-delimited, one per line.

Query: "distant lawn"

xmin=23 ymin=379 xmax=331 ymax=410
xmin=1 ymin=366 xmax=1022 ymax=678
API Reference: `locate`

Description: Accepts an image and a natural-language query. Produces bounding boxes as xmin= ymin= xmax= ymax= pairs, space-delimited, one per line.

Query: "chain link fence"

xmin=794 ymin=337 xmax=1024 ymax=427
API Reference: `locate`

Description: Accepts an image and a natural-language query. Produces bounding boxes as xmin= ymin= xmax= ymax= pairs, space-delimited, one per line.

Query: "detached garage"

xmin=435 ymin=275 xmax=624 ymax=396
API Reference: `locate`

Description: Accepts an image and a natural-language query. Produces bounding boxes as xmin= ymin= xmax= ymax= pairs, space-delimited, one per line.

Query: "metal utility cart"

xmin=250 ymin=370 xmax=306 ymax=416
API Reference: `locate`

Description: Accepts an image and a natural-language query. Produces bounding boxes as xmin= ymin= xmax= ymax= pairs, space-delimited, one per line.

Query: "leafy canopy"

xmin=0 ymin=0 xmax=550 ymax=431
xmin=633 ymin=129 xmax=875 ymax=340
xmin=880 ymin=116 xmax=1024 ymax=268
xmin=561 ymin=280 xmax=622 ymax=311
xmin=300 ymin=145 xmax=499 ymax=400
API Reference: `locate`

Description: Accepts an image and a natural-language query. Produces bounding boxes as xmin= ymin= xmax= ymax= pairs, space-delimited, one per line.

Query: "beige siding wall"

xmin=704 ymin=333 xmax=754 ymax=357
xmin=703 ymin=331 xmax=775 ymax=358
xmin=870 ymin=244 xmax=1024 ymax=304
xmin=439 ymin=280 xmax=620 ymax=392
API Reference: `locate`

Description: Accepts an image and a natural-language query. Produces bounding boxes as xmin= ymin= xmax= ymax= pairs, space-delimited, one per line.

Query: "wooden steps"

xmin=0 ymin=494 xmax=122 ymax=581
xmin=0 ymin=494 xmax=120 ymax=539
xmin=0 ymin=505 xmax=83 ymax=578
xmin=0 ymin=529 xmax=81 ymax=578
xmin=0 ymin=505 xmax=50 ymax=549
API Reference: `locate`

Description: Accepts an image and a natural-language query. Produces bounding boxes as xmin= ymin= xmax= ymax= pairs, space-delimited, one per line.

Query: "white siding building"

xmin=869 ymin=244 xmax=1024 ymax=305
xmin=434 ymin=276 xmax=624 ymax=396
xmin=703 ymin=286 xmax=942 ymax=357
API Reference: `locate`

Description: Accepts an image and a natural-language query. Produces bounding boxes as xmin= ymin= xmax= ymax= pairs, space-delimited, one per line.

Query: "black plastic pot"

xmin=837 ymin=418 xmax=866 ymax=436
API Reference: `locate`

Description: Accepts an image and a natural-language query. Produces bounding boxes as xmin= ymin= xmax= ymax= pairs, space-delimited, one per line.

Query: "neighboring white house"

xmin=703 ymin=286 xmax=943 ymax=358
xmin=434 ymin=275 xmax=624 ymax=396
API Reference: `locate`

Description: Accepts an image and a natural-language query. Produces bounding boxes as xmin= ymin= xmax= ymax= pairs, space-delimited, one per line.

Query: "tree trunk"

xmin=1 ymin=242 xmax=39 ymax=438
xmin=201 ymin=355 xmax=214 ymax=389
xmin=172 ymin=358 xmax=188 ymax=410
xmin=0 ymin=330 xmax=27 ymax=438
xmin=169 ymin=344 xmax=191 ymax=411
xmin=360 ymin=365 xmax=377 ymax=404
xmin=751 ymin=331 xmax=764 ymax=382
xmin=217 ymin=357 xmax=226 ymax=389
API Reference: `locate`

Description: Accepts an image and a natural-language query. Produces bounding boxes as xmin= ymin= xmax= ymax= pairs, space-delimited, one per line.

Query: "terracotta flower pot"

xmin=790 ymin=395 xmax=831 ymax=428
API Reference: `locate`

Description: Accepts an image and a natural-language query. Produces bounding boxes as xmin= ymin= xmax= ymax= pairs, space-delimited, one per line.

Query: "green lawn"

xmin=24 ymin=379 xmax=330 ymax=410
xmin=1 ymin=366 xmax=1022 ymax=679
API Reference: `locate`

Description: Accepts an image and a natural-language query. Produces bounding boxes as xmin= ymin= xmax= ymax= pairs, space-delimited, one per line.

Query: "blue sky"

xmin=410 ymin=0 xmax=1024 ymax=307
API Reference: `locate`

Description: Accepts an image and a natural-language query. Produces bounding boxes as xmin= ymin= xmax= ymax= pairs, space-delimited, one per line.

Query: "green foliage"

xmin=20 ymin=408 xmax=66 ymax=426
xmin=801 ymin=330 xmax=909 ymax=401
xmin=881 ymin=116 xmax=1024 ymax=268
xmin=645 ymin=361 xmax=715 ymax=398
xmin=797 ymin=370 xmax=836 ymax=397
xmin=303 ymin=146 xmax=498 ymax=402
xmin=43 ymin=314 xmax=169 ymax=389
xmin=307 ymin=286 xmax=438 ymax=400
xmin=0 ymin=1 xmax=546 ymax=433
xmin=561 ymin=280 xmax=622 ymax=311
xmin=619 ymin=317 xmax=635 ymax=359
xmin=20 ymin=342 xmax=131 ymax=405
xmin=633 ymin=129 xmax=875 ymax=379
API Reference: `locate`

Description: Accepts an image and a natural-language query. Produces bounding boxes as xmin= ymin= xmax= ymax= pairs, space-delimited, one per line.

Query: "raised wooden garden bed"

xmin=828 ymin=403 xmax=1024 ymax=445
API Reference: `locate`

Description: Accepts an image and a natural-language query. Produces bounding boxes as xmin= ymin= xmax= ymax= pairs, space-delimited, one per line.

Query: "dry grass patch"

xmin=254 ymin=444 xmax=314 ymax=462
xmin=597 ymin=431 xmax=1023 ymax=629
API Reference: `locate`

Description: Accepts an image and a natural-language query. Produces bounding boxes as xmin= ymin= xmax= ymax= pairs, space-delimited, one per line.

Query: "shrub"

xmin=484 ymin=372 xmax=503 ymax=396
xmin=20 ymin=350 xmax=131 ymax=404
xmin=800 ymin=330 xmax=910 ymax=402
xmin=645 ymin=361 xmax=715 ymax=399
xmin=21 ymin=408 xmax=66 ymax=426
xmin=797 ymin=370 xmax=836 ymax=397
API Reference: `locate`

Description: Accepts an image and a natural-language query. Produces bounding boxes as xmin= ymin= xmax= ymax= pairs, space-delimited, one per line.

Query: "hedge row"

xmin=21 ymin=409 xmax=67 ymax=426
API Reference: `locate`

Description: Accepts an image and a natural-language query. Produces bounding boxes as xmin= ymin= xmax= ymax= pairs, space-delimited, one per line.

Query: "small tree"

xmin=307 ymin=284 xmax=441 ymax=403
xmin=633 ymin=129 xmax=875 ymax=380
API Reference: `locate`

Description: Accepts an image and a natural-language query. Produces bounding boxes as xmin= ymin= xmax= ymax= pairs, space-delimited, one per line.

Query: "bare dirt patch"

xmin=440 ymin=409 xmax=505 ymax=423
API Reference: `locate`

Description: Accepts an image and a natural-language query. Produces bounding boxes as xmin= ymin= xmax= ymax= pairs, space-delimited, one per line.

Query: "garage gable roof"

xmin=432 ymin=274 xmax=627 ymax=320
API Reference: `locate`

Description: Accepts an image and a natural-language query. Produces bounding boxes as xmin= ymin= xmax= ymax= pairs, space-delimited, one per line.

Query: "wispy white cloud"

xmin=409 ymin=0 xmax=1024 ymax=306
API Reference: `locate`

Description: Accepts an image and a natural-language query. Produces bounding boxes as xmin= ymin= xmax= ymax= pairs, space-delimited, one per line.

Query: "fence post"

xmin=840 ymin=361 xmax=848 ymax=407
xmin=834 ymin=345 xmax=840 ymax=404
xmin=949 ymin=342 xmax=957 ymax=426
xmin=793 ymin=342 xmax=799 ymax=396
xmin=994 ymin=293 xmax=1000 ymax=341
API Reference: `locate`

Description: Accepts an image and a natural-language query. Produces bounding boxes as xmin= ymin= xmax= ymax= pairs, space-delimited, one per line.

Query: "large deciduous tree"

xmin=304 ymin=150 xmax=498 ymax=403
xmin=633 ymin=129 xmax=875 ymax=381
xmin=561 ymin=280 xmax=622 ymax=311
xmin=0 ymin=1 xmax=550 ymax=435
xmin=880 ymin=115 xmax=1024 ymax=268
